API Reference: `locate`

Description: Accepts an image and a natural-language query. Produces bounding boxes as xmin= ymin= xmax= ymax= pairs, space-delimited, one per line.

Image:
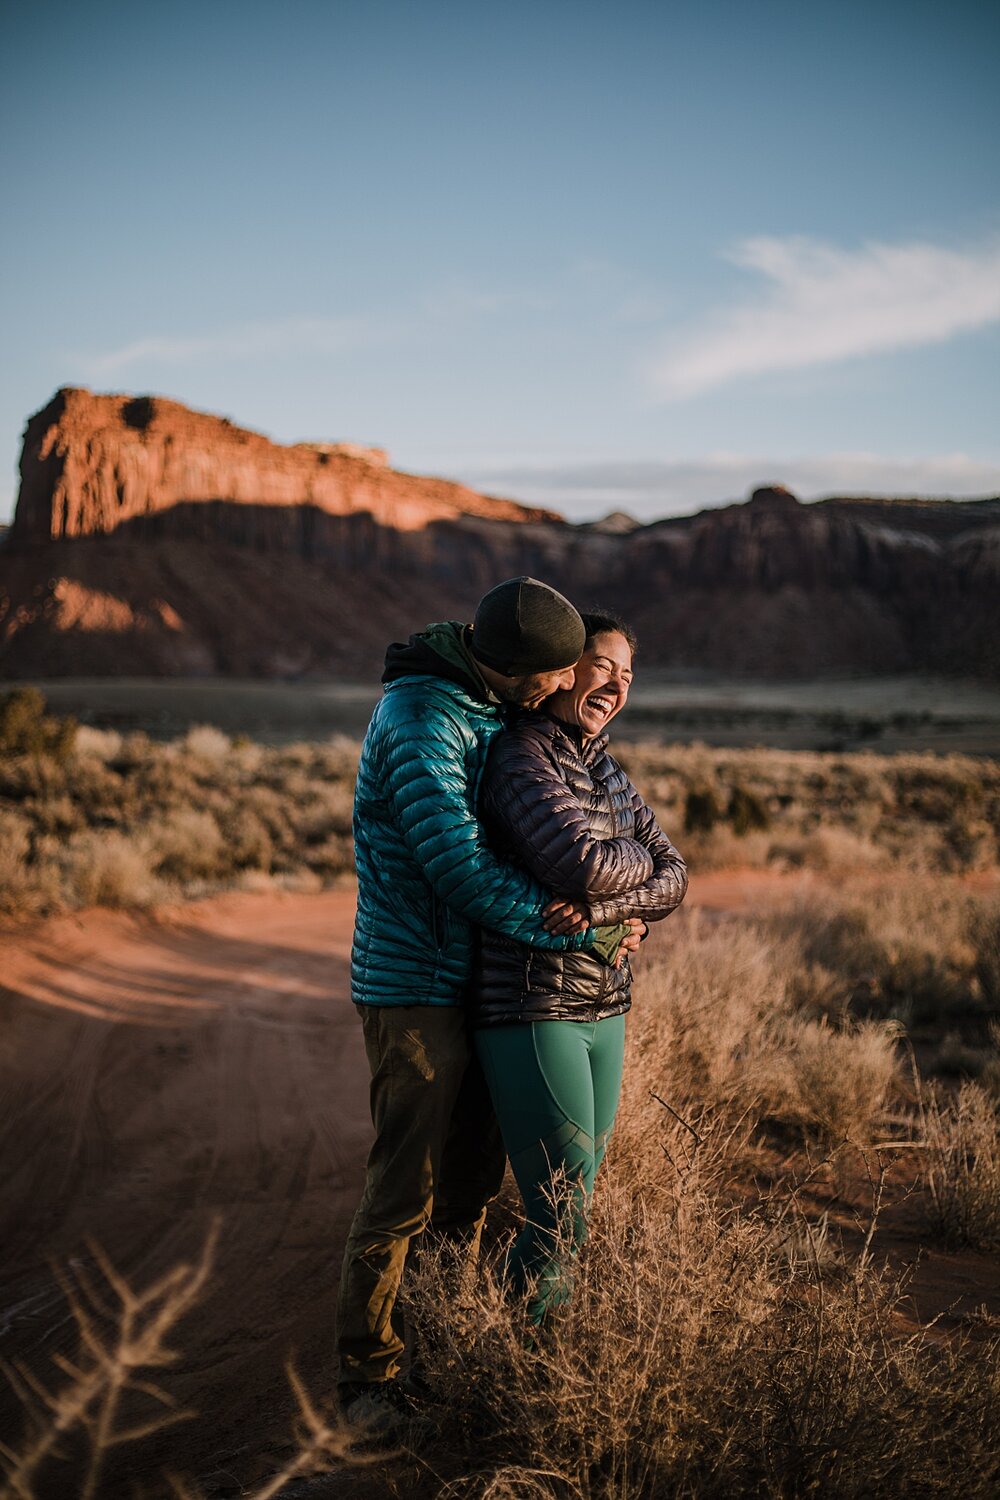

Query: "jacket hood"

xmin=382 ymin=620 xmax=498 ymax=702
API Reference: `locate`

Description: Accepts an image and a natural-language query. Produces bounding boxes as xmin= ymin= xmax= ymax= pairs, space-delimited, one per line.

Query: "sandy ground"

xmin=0 ymin=890 xmax=368 ymax=1497
xmin=1 ymin=873 xmax=997 ymax=1497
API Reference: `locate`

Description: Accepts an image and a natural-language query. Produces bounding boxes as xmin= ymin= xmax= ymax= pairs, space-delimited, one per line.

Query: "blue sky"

xmin=1 ymin=0 xmax=998 ymax=522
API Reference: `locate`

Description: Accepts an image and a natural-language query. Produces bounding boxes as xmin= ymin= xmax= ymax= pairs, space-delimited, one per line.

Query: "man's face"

xmin=496 ymin=663 xmax=578 ymax=709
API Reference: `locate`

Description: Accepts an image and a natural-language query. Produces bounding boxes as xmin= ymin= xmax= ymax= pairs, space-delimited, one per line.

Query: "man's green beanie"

xmin=470 ymin=577 xmax=585 ymax=676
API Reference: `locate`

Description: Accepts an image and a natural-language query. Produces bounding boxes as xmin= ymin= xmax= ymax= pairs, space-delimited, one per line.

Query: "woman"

xmin=472 ymin=612 xmax=687 ymax=1323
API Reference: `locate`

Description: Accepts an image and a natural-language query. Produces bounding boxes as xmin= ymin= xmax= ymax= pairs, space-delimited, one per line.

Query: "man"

xmin=337 ymin=577 xmax=632 ymax=1430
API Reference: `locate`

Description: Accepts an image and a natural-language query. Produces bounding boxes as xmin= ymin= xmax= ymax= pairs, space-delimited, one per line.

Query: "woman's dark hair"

xmin=579 ymin=610 xmax=638 ymax=655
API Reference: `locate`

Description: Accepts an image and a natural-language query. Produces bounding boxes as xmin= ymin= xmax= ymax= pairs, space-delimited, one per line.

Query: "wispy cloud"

xmin=81 ymin=316 xmax=402 ymax=378
xmin=80 ymin=280 xmax=537 ymax=379
xmin=454 ymin=453 xmax=1000 ymax=522
xmin=652 ymin=236 xmax=1000 ymax=398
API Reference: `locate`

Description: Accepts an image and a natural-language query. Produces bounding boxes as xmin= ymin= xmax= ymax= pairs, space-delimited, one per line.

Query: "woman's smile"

xmin=547 ymin=630 xmax=634 ymax=738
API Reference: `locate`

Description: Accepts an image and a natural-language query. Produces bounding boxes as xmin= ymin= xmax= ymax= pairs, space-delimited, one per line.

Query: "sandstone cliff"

xmin=2 ymin=389 xmax=998 ymax=681
xmin=12 ymin=387 xmax=559 ymax=544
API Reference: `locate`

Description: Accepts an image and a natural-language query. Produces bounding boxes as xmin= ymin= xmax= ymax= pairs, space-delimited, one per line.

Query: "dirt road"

xmin=0 ymin=889 xmax=370 ymax=1496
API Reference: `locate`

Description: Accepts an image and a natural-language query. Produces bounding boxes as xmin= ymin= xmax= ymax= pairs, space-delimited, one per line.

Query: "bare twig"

xmin=650 ymin=1092 xmax=705 ymax=1147
xmin=0 ymin=1220 xmax=220 ymax=1500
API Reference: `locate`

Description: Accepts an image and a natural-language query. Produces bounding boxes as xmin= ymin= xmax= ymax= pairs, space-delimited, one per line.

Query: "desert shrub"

xmin=0 ymin=749 xmax=70 ymax=804
xmin=237 ymin=782 xmax=297 ymax=844
xmin=621 ymin=915 xmax=901 ymax=1150
xmin=920 ymin=1081 xmax=1000 ymax=1250
xmin=764 ymin=881 xmax=994 ymax=1028
xmin=789 ymin=824 xmax=890 ymax=873
xmin=0 ymin=807 xmax=31 ymax=872
xmin=147 ymin=808 xmax=225 ymax=882
xmin=219 ymin=805 xmax=275 ymax=871
xmin=678 ymin=824 xmax=773 ymax=871
xmin=945 ymin=814 xmax=997 ymax=870
xmin=0 ymin=686 xmax=77 ymax=762
xmin=392 ymin=905 xmax=995 ymax=1493
xmin=63 ymin=758 xmax=138 ymax=828
xmin=622 ymin=918 xmax=789 ymax=1124
xmin=229 ymin=736 xmax=266 ymax=773
xmin=930 ymin=1030 xmax=995 ymax=1078
xmin=304 ymin=833 xmax=355 ymax=877
xmin=108 ymin=730 xmax=155 ymax=771
xmin=616 ymin=743 xmax=1000 ymax=875
xmin=0 ymin=809 xmax=69 ymax=916
xmin=684 ymin=785 xmax=721 ymax=834
xmin=0 ymin=730 xmax=364 ymax=905
xmin=73 ymin=724 xmax=124 ymax=761
xmin=133 ymin=749 xmax=202 ymax=806
xmin=978 ymin=1023 xmax=1000 ymax=1099
xmin=0 ymin=810 xmax=33 ymax=911
xmin=402 ymin=1150 xmax=1000 ymax=1499
xmin=67 ymin=830 xmax=158 ymax=909
xmin=298 ymin=785 xmax=355 ymax=842
xmin=0 ymin=1226 xmax=366 ymax=1500
xmin=27 ymin=791 xmax=84 ymax=837
xmin=183 ymin=723 xmax=231 ymax=760
xmin=726 ymin=783 xmax=769 ymax=835
xmin=759 ymin=1016 xmax=903 ymax=1146
xmin=321 ymin=732 xmax=364 ymax=778
xmin=2 ymin=732 xmax=997 ymax=915
xmin=972 ymin=904 xmax=1000 ymax=1007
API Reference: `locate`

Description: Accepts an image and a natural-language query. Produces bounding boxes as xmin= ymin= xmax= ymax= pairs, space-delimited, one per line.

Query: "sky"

xmin=1 ymin=0 xmax=998 ymax=524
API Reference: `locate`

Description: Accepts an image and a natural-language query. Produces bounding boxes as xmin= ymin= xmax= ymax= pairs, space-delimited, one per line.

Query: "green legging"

xmin=473 ymin=1015 xmax=625 ymax=1323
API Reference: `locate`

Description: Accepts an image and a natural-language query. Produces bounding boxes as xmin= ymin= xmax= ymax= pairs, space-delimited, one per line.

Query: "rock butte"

xmin=12 ymin=387 xmax=560 ymax=543
xmin=1 ymin=387 xmax=998 ymax=681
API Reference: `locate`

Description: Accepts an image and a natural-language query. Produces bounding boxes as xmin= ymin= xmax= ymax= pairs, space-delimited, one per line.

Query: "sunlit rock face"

xmin=12 ymin=387 xmax=560 ymax=544
xmin=2 ymin=388 xmax=998 ymax=680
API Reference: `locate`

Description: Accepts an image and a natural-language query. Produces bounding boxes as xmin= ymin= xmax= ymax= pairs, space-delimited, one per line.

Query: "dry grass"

xmin=399 ymin=1141 xmax=1000 ymax=1499
xmin=388 ymin=897 xmax=1000 ymax=1497
xmin=918 ymin=1081 xmax=1000 ymax=1251
xmin=66 ymin=830 xmax=162 ymax=910
xmin=0 ymin=726 xmax=359 ymax=917
xmin=747 ymin=878 xmax=998 ymax=1041
xmin=616 ymin=913 xmax=904 ymax=1150
xmin=1 ymin=693 xmax=998 ymax=918
xmin=617 ymin=741 xmax=1000 ymax=875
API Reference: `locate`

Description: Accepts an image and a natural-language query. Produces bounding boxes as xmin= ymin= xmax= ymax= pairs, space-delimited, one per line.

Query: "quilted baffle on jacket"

xmin=350 ymin=626 xmax=601 ymax=1009
xmin=472 ymin=710 xmax=687 ymax=1025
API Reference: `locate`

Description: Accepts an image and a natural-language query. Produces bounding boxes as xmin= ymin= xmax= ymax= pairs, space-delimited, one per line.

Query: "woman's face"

xmin=547 ymin=631 xmax=634 ymax=738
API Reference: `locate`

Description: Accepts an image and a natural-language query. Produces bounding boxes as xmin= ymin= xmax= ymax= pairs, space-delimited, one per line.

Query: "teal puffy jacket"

xmin=350 ymin=622 xmax=599 ymax=1006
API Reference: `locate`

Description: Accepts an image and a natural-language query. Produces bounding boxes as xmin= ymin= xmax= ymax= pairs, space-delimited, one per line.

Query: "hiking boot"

xmin=399 ymin=1346 xmax=434 ymax=1403
xmin=338 ymin=1380 xmax=418 ymax=1440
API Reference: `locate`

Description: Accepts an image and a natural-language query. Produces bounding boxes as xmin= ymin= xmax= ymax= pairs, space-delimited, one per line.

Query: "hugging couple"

xmin=336 ymin=577 xmax=688 ymax=1432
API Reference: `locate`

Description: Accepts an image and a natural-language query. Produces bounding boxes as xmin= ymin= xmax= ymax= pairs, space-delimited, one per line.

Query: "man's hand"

xmin=615 ymin=918 xmax=647 ymax=968
xmin=543 ymin=898 xmax=590 ymax=935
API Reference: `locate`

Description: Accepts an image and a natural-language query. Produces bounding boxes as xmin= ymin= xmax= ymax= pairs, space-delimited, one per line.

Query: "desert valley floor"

xmin=2 ymin=877 xmax=999 ymax=1497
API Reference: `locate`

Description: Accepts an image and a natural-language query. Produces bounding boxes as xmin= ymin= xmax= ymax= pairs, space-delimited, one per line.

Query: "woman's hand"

xmin=615 ymin=917 xmax=647 ymax=968
xmin=542 ymin=898 xmax=591 ymax=935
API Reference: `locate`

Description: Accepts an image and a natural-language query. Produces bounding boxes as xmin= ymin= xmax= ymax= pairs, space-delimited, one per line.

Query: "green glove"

xmin=589 ymin=923 xmax=630 ymax=966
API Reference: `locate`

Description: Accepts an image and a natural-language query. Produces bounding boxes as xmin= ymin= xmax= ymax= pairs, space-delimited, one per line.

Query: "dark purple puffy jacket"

xmin=472 ymin=710 xmax=687 ymax=1026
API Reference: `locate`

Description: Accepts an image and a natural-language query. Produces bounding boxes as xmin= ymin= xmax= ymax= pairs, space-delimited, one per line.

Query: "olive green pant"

xmin=474 ymin=1015 xmax=625 ymax=1323
xmin=336 ymin=1005 xmax=506 ymax=1386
